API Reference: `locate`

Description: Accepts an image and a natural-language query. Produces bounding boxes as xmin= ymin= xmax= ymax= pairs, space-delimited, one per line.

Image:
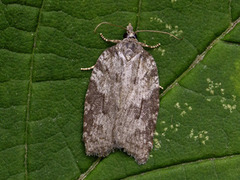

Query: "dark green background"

xmin=0 ymin=0 xmax=240 ymax=179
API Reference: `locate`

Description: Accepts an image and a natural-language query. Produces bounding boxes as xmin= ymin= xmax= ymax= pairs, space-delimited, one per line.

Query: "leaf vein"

xmin=24 ymin=0 xmax=45 ymax=179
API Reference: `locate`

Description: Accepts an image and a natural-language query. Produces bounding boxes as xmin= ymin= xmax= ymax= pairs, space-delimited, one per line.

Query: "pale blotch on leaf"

xmin=180 ymin=111 xmax=186 ymax=117
xmin=221 ymin=88 xmax=225 ymax=95
xmin=158 ymin=121 xmax=181 ymax=144
xmin=163 ymin=122 xmax=180 ymax=134
xmin=171 ymin=0 xmax=177 ymax=3
xmin=161 ymin=121 xmax=166 ymax=124
xmin=222 ymin=104 xmax=236 ymax=113
xmin=154 ymin=138 xmax=161 ymax=149
xmin=175 ymin=102 xmax=181 ymax=109
xmin=149 ymin=16 xmax=183 ymax=37
xmin=220 ymin=95 xmax=237 ymax=113
xmin=232 ymin=95 xmax=236 ymax=101
xmin=153 ymin=131 xmax=160 ymax=149
xmin=165 ymin=24 xmax=172 ymax=30
xmin=206 ymin=78 xmax=222 ymax=95
xmin=189 ymin=129 xmax=194 ymax=138
xmin=155 ymin=47 xmax=166 ymax=56
xmin=205 ymin=79 xmax=237 ymax=113
xmin=170 ymin=28 xmax=183 ymax=37
xmin=173 ymin=123 xmax=180 ymax=131
xmin=189 ymin=129 xmax=209 ymax=145
xmin=150 ymin=17 xmax=163 ymax=23
xmin=220 ymin=97 xmax=226 ymax=103
xmin=175 ymin=102 xmax=193 ymax=116
xmin=215 ymin=82 xmax=221 ymax=88
xmin=175 ymin=123 xmax=180 ymax=127
xmin=184 ymin=103 xmax=192 ymax=111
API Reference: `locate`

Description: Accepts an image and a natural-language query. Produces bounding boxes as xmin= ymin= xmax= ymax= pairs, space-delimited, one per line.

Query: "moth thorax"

xmin=123 ymin=43 xmax=139 ymax=61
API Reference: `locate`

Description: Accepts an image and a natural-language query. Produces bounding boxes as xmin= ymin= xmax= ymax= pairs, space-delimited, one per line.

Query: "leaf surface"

xmin=0 ymin=0 xmax=240 ymax=179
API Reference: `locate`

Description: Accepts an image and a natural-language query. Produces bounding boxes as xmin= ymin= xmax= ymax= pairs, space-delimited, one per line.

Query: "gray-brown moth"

xmin=82 ymin=22 xmax=178 ymax=164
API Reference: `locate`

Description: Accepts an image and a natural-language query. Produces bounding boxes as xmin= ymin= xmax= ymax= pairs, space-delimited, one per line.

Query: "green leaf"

xmin=0 ymin=0 xmax=240 ymax=179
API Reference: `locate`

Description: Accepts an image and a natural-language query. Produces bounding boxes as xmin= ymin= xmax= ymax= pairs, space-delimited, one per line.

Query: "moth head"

xmin=123 ymin=23 xmax=137 ymax=39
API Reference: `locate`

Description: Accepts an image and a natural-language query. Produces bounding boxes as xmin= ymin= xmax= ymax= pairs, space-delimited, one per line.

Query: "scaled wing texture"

xmin=83 ymin=38 xmax=159 ymax=164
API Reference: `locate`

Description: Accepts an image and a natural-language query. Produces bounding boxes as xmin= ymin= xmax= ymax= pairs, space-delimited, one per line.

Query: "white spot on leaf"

xmin=189 ymin=129 xmax=209 ymax=145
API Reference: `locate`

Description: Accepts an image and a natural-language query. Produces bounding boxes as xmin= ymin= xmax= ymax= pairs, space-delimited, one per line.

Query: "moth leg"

xmin=100 ymin=33 xmax=121 ymax=43
xmin=139 ymin=42 xmax=161 ymax=49
xmin=159 ymin=85 xmax=164 ymax=89
xmin=81 ymin=65 xmax=95 ymax=71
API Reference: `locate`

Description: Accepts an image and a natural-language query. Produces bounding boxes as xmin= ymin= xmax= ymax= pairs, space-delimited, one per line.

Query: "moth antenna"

xmin=94 ymin=22 xmax=127 ymax=33
xmin=135 ymin=30 xmax=182 ymax=40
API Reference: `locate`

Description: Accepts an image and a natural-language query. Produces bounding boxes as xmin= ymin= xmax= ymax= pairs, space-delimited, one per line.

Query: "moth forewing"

xmin=81 ymin=23 xmax=179 ymax=164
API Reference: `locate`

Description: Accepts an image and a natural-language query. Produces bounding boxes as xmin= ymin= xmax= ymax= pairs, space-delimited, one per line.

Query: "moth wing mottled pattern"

xmin=83 ymin=38 xmax=159 ymax=164
xmin=113 ymin=40 xmax=159 ymax=164
xmin=83 ymin=45 xmax=117 ymax=157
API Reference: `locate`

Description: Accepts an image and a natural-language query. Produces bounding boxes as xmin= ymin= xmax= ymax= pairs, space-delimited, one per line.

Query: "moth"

xmin=82 ymin=22 xmax=179 ymax=164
